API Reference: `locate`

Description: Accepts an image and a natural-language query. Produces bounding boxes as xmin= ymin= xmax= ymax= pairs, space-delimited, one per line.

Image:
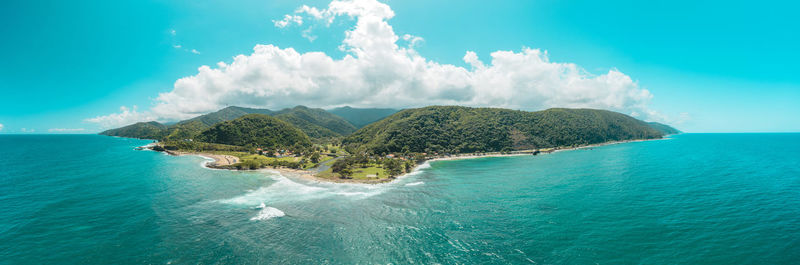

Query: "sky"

xmin=0 ymin=0 xmax=798 ymax=133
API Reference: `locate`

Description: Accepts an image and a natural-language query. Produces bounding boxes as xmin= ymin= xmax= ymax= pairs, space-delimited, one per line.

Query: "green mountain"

xmin=327 ymin=106 xmax=399 ymax=128
xmin=102 ymin=105 xmax=358 ymax=141
xmin=167 ymin=105 xmax=355 ymax=140
xmin=275 ymin=106 xmax=357 ymax=137
xmin=99 ymin=121 xmax=168 ymax=140
xmin=195 ymin=114 xmax=311 ymax=149
xmin=161 ymin=106 xmax=276 ymax=141
xmin=647 ymin=122 xmax=681 ymax=135
xmin=342 ymin=106 xmax=665 ymax=154
xmin=178 ymin=106 xmax=274 ymax=127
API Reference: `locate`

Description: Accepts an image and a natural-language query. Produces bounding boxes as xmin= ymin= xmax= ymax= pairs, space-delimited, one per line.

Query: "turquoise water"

xmin=1 ymin=134 xmax=799 ymax=264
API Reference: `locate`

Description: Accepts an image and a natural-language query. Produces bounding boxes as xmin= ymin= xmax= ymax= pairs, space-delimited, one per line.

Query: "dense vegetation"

xmin=179 ymin=106 xmax=275 ymax=127
xmin=343 ymin=106 xmax=665 ymax=154
xmin=160 ymin=141 xmax=250 ymax=152
xmin=99 ymin=121 xmax=168 ymax=139
xmin=273 ymin=106 xmax=357 ymax=138
xmin=647 ymin=122 xmax=681 ymax=135
xmin=327 ymin=106 xmax=399 ymax=128
xmin=195 ymin=114 xmax=312 ymax=149
xmin=99 ymin=105 xmax=358 ymax=141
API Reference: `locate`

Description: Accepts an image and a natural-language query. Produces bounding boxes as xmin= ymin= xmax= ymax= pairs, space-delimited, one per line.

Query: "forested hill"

xmin=327 ymin=106 xmax=399 ymax=128
xmin=342 ymin=106 xmax=666 ymax=154
xmin=99 ymin=105 xmax=356 ymax=140
xmin=647 ymin=122 xmax=681 ymax=135
xmin=99 ymin=121 xmax=168 ymax=139
xmin=178 ymin=106 xmax=274 ymax=127
xmin=195 ymin=114 xmax=311 ymax=149
xmin=274 ymin=106 xmax=357 ymax=137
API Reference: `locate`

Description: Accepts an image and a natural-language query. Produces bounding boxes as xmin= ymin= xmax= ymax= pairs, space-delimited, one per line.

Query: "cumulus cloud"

xmin=273 ymin=14 xmax=304 ymax=28
xmin=48 ymin=128 xmax=86 ymax=133
xmin=0 ymin=123 xmax=3 ymax=131
xmin=89 ymin=0 xmax=661 ymax=128
xmin=86 ymin=106 xmax=157 ymax=129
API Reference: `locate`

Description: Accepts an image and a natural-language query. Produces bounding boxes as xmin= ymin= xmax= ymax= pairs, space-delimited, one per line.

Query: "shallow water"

xmin=1 ymin=134 xmax=799 ymax=264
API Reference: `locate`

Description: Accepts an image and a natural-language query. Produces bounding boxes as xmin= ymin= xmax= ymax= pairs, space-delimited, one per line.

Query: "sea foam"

xmin=220 ymin=173 xmax=390 ymax=207
xmin=250 ymin=206 xmax=285 ymax=221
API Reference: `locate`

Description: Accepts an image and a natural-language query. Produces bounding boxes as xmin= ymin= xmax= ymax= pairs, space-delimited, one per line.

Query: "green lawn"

xmin=317 ymin=163 xmax=392 ymax=180
xmin=349 ymin=165 xmax=387 ymax=179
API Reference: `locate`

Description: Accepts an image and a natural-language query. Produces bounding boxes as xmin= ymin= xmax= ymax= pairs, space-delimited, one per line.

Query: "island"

xmin=102 ymin=105 xmax=680 ymax=183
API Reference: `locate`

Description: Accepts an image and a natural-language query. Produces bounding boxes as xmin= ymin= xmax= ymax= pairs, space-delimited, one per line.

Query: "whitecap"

xmin=250 ymin=206 xmax=285 ymax=221
xmin=219 ymin=172 xmax=391 ymax=206
xmin=405 ymin=181 xmax=424 ymax=186
xmin=416 ymin=161 xmax=432 ymax=169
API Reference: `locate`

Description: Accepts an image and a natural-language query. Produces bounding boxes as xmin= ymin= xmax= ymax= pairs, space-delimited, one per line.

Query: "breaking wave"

xmin=250 ymin=206 xmax=285 ymax=221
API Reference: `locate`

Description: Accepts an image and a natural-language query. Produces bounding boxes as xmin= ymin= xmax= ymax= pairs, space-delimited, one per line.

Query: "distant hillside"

xmin=647 ymin=122 xmax=681 ymax=135
xmin=327 ymin=106 xmax=399 ymax=128
xmin=195 ymin=114 xmax=311 ymax=149
xmin=274 ymin=106 xmax=357 ymax=138
xmin=99 ymin=121 xmax=167 ymax=140
xmin=178 ymin=106 xmax=274 ymax=127
xmin=343 ymin=106 xmax=664 ymax=154
xmin=101 ymin=105 xmax=358 ymax=141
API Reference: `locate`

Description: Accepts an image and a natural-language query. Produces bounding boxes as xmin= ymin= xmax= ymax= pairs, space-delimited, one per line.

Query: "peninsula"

xmin=102 ymin=105 xmax=679 ymax=183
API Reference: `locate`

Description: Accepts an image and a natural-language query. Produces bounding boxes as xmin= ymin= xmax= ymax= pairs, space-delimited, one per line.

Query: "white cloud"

xmin=402 ymin=34 xmax=424 ymax=48
xmin=301 ymin=27 xmax=317 ymax=41
xmin=170 ymin=29 xmax=176 ymax=36
xmin=0 ymin=123 xmax=3 ymax=131
xmin=20 ymin=128 xmax=34 ymax=133
xmin=191 ymin=49 xmax=201 ymax=54
xmin=86 ymin=106 xmax=158 ymax=129
xmin=48 ymin=128 xmax=86 ymax=133
xmin=90 ymin=0 xmax=663 ymax=126
xmin=173 ymin=44 xmax=182 ymax=49
xmin=273 ymin=14 xmax=304 ymax=28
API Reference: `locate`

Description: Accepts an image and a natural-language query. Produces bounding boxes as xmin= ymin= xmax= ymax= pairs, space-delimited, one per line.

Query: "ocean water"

xmin=1 ymin=134 xmax=799 ymax=264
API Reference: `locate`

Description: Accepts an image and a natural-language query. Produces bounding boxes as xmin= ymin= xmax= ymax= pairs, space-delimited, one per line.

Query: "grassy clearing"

xmin=349 ymin=165 xmax=387 ymax=179
xmin=317 ymin=163 xmax=392 ymax=180
xmin=323 ymin=144 xmax=348 ymax=155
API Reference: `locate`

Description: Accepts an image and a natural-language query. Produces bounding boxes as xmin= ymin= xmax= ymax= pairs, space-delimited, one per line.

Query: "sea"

xmin=1 ymin=133 xmax=799 ymax=264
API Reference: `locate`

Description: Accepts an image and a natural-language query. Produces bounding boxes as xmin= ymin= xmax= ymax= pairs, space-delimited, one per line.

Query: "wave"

xmin=405 ymin=181 xmax=424 ymax=186
xmin=250 ymin=206 xmax=285 ymax=221
xmin=219 ymin=173 xmax=393 ymax=207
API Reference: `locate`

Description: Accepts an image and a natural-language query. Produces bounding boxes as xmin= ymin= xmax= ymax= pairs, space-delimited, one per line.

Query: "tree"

xmin=383 ymin=159 xmax=403 ymax=176
xmin=331 ymin=159 xmax=349 ymax=173
xmin=310 ymin=152 xmax=321 ymax=163
xmin=338 ymin=168 xmax=353 ymax=179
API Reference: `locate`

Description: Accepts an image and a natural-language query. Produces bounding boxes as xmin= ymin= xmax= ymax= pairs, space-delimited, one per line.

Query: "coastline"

xmin=154 ymin=136 xmax=668 ymax=185
xmin=391 ymin=137 xmax=670 ymax=181
xmin=164 ymin=150 xmax=240 ymax=167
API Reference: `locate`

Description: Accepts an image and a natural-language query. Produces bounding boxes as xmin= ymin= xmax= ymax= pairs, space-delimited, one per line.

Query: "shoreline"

xmin=164 ymin=150 xmax=240 ymax=167
xmin=154 ymin=136 xmax=668 ymax=185
xmin=391 ymin=137 xmax=669 ymax=180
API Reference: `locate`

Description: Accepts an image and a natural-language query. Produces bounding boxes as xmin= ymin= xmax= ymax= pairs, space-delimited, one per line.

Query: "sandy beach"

xmin=165 ymin=151 xmax=240 ymax=166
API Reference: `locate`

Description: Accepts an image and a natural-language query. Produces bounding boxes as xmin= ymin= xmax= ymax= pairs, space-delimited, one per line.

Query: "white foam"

xmin=219 ymin=172 xmax=392 ymax=207
xmin=250 ymin=207 xmax=285 ymax=221
xmin=416 ymin=161 xmax=432 ymax=169
xmin=405 ymin=181 xmax=424 ymax=186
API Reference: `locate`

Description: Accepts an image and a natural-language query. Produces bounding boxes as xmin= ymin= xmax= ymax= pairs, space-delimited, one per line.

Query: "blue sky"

xmin=0 ymin=0 xmax=798 ymax=133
